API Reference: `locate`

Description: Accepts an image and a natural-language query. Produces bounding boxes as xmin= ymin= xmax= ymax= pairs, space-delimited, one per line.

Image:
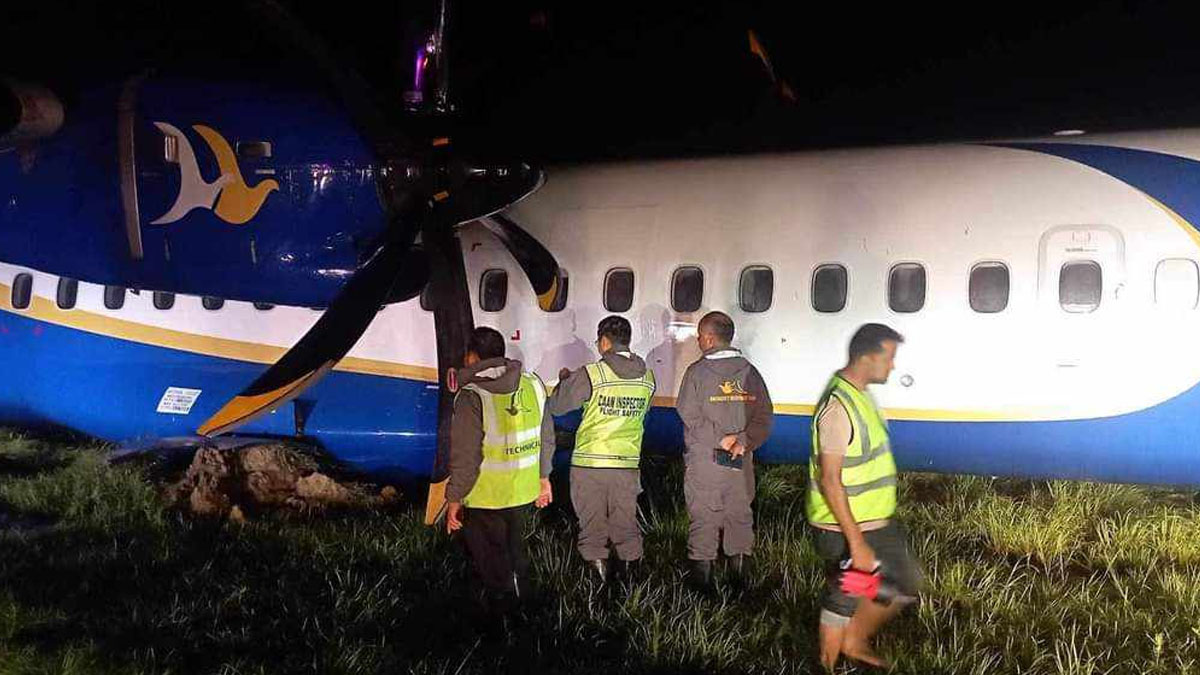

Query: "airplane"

xmin=4 ymin=2 xmax=1200 ymax=500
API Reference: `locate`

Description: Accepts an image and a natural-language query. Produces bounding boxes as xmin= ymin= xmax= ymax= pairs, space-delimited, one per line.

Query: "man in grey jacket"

xmin=676 ymin=311 xmax=774 ymax=588
xmin=548 ymin=316 xmax=656 ymax=584
xmin=445 ymin=327 xmax=555 ymax=614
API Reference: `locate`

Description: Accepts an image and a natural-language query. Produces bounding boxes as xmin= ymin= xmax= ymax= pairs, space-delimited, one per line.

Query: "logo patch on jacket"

xmin=711 ymin=380 xmax=755 ymax=403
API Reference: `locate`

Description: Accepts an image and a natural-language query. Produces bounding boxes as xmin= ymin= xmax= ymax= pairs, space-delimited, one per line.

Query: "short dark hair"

xmin=698 ymin=311 xmax=735 ymax=344
xmin=468 ymin=326 xmax=505 ymax=360
xmin=597 ymin=315 xmax=632 ymax=347
xmin=848 ymin=323 xmax=904 ymax=362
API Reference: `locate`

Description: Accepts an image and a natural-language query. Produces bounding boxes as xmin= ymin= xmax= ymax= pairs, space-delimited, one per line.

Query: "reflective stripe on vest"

xmin=461 ymin=372 xmax=546 ymax=509
xmin=572 ymin=360 xmax=655 ymax=469
xmin=806 ymin=374 xmax=898 ymax=525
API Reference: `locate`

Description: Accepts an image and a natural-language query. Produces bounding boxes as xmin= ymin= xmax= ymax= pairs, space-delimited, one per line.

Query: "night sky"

xmin=4 ymin=0 xmax=1200 ymax=162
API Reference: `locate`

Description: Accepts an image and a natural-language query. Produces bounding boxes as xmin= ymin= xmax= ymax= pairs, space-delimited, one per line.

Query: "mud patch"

xmin=164 ymin=443 xmax=400 ymax=520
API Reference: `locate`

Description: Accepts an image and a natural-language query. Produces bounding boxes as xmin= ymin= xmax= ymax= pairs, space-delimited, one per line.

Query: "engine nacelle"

xmin=0 ymin=79 xmax=64 ymax=149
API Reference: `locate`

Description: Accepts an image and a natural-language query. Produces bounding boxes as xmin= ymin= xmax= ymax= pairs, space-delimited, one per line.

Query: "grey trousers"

xmin=570 ymin=466 xmax=643 ymax=561
xmin=684 ymin=466 xmax=754 ymax=560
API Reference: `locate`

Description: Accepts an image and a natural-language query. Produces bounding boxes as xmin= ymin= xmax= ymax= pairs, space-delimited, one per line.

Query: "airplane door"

xmin=1036 ymin=225 xmax=1127 ymax=412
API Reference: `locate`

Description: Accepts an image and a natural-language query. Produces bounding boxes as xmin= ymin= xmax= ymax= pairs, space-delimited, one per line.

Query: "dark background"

xmin=3 ymin=1 xmax=1199 ymax=161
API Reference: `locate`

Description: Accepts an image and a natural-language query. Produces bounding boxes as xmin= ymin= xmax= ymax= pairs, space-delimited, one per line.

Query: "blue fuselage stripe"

xmin=3 ymin=310 xmax=1200 ymax=485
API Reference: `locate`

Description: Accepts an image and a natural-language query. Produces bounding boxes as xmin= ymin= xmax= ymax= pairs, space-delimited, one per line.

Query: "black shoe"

xmin=587 ymin=558 xmax=609 ymax=585
xmin=687 ymin=559 xmax=713 ymax=590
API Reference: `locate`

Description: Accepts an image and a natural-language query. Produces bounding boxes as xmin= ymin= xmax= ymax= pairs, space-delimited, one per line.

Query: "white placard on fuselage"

xmin=156 ymin=387 xmax=202 ymax=415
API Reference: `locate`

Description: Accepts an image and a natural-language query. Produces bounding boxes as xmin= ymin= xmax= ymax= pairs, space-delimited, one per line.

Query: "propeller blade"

xmin=748 ymin=29 xmax=797 ymax=104
xmin=197 ymin=238 xmax=428 ymax=437
xmin=480 ymin=212 xmax=566 ymax=311
xmin=421 ymin=224 xmax=473 ymax=525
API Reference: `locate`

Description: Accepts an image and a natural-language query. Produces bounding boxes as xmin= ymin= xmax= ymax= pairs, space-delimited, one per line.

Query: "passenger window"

xmin=253 ymin=302 xmax=275 ymax=311
xmin=202 ymin=296 xmax=225 ymax=311
xmin=671 ymin=266 xmax=704 ymax=313
xmin=56 ymin=278 xmax=78 ymax=310
xmin=479 ymin=269 xmax=508 ymax=312
xmin=11 ymin=273 xmax=32 ymax=310
xmin=739 ymin=266 xmax=773 ymax=313
xmin=1155 ymin=259 xmax=1198 ymax=310
xmin=888 ymin=263 xmax=926 ymax=313
xmin=604 ymin=268 xmax=635 ymax=312
xmin=104 ymin=285 xmax=126 ymax=310
xmin=969 ymin=262 xmax=1009 ymax=313
xmin=1059 ymin=260 xmax=1101 ymax=313
xmin=812 ymin=264 xmax=848 ymax=313
xmin=419 ymin=283 xmax=435 ymax=311
xmin=153 ymin=291 xmax=175 ymax=310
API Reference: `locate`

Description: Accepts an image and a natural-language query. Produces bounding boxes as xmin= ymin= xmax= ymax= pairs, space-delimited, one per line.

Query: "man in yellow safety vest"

xmin=808 ymin=323 xmax=924 ymax=670
xmin=549 ymin=315 xmax=656 ymax=584
xmin=445 ymin=326 xmax=555 ymax=614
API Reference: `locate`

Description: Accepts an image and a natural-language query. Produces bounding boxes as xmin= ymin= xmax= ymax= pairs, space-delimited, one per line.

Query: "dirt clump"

xmin=165 ymin=444 xmax=400 ymax=520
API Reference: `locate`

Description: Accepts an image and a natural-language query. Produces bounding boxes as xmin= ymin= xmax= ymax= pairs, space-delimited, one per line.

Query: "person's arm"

xmin=537 ymin=385 xmax=556 ymax=508
xmin=816 ymin=397 xmax=876 ymax=571
xmin=734 ymin=366 xmax=774 ymax=454
xmin=546 ymin=368 xmax=591 ymax=416
xmin=445 ymin=391 xmax=483 ymax=532
xmin=676 ymin=365 xmax=721 ymax=451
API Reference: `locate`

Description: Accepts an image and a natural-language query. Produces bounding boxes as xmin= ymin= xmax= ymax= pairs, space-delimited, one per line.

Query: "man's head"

xmin=465 ymin=326 xmax=505 ymax=367
xmin=596 ymin=315 xmax=632 ymax=355
xmin=847 ymin=323 xmax=904 ymax=384
xmin=697 ymin=311 xmax=735 ymax=352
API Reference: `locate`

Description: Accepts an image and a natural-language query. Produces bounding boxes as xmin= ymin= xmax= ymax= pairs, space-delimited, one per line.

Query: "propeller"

xmin=482 ymin=212 xmax=565 ymax=311
xmin=195 ymin=1 xmax=567 ymax=525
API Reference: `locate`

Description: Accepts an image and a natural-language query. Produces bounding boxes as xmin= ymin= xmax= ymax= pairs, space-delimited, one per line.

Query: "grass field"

xmin=1 ymin=428 xmax=1199 ymax=674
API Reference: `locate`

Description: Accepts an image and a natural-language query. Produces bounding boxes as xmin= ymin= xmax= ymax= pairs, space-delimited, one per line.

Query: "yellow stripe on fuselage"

xmin=0 ymin=283 xmax=438 ymax=382
xmin=0 ymin=284 xmax=1054 ymax=421
xmin=1140 ymin=191 xmax=1200 ymax=252
xmin=649 ymin=395 xmax=1025 ymax=420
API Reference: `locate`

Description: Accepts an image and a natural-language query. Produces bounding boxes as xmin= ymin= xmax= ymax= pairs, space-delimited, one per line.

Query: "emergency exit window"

xmin=480 ymin=268 xmax=508 ymax=312
xmin=812 ymin=264 xmax=847 ymax=313
xmin=11 ymin=273 xmax=32 ymax=310
xmin=56 ymin=278 xmax=78 ymax=310
xmin=1155 ymin=258 xmax=1198 ymax=310
xmin=153 ymin=291 xmax=175 ymax=310
xmin=739 ymin=266 xmax=773 ymax=313
xmin=969 ymin=262 xmax=1009 ymax=313
xmin=1059 ymin=260 xmax=1101 ymax=313
xmin=671 ymin=266 xmax=704 ymax=312
xmin=888 ymin=263 xmax=926 ymax=313
xmin=605 ymin=268 xmax=634 ymax=312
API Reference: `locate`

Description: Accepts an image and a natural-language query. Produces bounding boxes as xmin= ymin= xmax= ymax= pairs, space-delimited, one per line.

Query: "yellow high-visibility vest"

xmin=807 ymin=374 xmax=897 ymax=525
xmin=572 ymin=360 xmax=655 ymax=469
xmin=461 ymin=372 xmax=546 ymax=509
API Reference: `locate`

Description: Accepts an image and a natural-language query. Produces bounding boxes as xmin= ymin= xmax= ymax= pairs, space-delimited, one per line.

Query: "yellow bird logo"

xmin=719 ymin=380 xmax=747 ymax=396
xmin=151 ymin=122 xmax=279 ymax=225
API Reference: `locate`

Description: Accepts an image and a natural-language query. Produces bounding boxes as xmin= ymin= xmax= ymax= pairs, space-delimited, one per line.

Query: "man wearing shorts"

xmin=808 ymin=323 xmax=924 ymax=669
